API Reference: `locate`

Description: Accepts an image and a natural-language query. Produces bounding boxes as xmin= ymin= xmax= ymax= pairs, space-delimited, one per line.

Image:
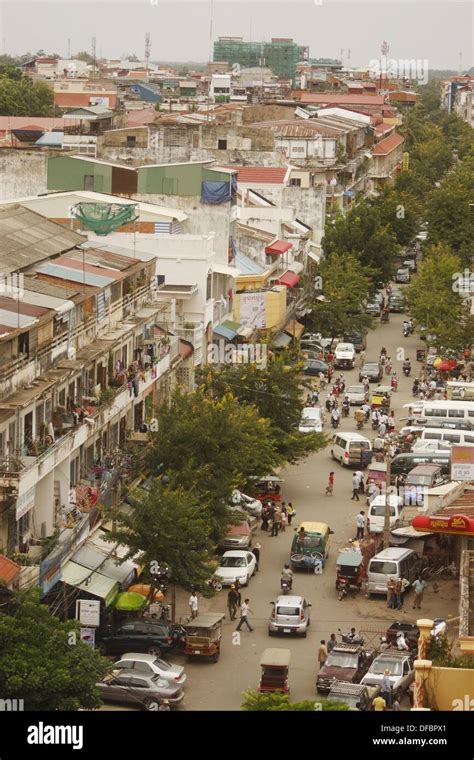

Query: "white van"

xmin=367 ymin=494 xmax=402 ymax=534
xmin=331 ymin=433 xmax=372 ymax=467
xmin=419 ymin=428 xmax=474 ymax=447
xmin=299 ymin=406 xmax=323 ymax=433
xmin=367 ymin=548 xmax=420 ymax=595
xmin=406 ymin=400 xmax=474 ymax=422
xmin=334 ymin=342 xmax=356 ymax=369
xmin=446 ymin=381 xmax=474 ymax=401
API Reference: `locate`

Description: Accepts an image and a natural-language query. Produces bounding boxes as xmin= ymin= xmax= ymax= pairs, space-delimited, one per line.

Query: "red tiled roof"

xmin=126 ymin=109 xmax=158 ymax=127
xmin=223 ymin=166 xmax=287 ymax=184
xmin=293 ymin=92 xmax=385 ymax=106
xmin=372 ymin=133 xmax=404 ymax=155
xmin=0 ymin=555 xmax=21 ymax=585
xmin=374 ymin=123 xmax=394 ymax=136
xmin=54 ymin=92 xmax=118 ymax=109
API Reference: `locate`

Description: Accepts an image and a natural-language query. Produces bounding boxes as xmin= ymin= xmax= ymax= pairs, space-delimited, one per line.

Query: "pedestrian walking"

xmin=359 ymin=350 xmax=366 ymax=369
xmin=381 ymin=670 xmax=393 ymax=708
xmin=327 ymin=632 xmax=337 ymax=653
xmin=355 ymin=470 xmax=365 ymax=494
xmin=356 ymin=511 xmax=366 ymax=540
xmin=280 ymin=508 xmax=287 ymax=532
xmin=318 ymin=640 xmax=328 ymax=669
xmin=188 ymin=590 xmax=198 ymax=619
xmin=252 ymin=542 xmax=261 ymax=571
xmin=236 ymin=598 xmax=254 ymax=632
xmin=325 ymin=471 xmax=335 ymax=496
xmin=351 ymin=473 xmax=360 ymax=501
xmin=412 ymin=576 xmax=427 ymax=609
xmin=271 ymin=507 xmax=282 ymax=536
xmin=386 ymin=577 xmax=396 ymax=609
xmin=286 ymin=502 xmax=296 ymax=525
xmin=373 ymin=695 xmax=387 ymax=711
xmin=227 ymin=585 xmax=239 ymax=620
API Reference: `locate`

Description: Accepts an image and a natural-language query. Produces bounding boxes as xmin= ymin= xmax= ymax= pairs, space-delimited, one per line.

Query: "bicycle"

xmin=421 ymin=562 xmax=457 ymax=580
xmin=291 ymin=552 xmax=324 ymax=574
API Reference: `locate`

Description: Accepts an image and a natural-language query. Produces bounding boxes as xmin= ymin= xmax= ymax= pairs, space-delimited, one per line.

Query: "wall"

xmin=425 ymin=666 xmax=474 ymax=710
xmin=242 ymin=104 xmax=296 ymax=123
xmin=234 ymin=285 xmax=287 ymax=329
xmin=99 ymin=127 xmax=149 ymax=148
xmin=281 ymin=184 xmax=326 ymax=244
xmin=0 ymin=150 xmax=49 ymax=200
xmin=48 ymin=156 xmax=112 ymax=193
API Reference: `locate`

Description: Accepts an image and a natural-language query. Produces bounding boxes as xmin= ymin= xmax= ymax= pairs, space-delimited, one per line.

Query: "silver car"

xmin=113 ymin=653 xmax=187 ymax=686
xmin=97 ymin=670 xmax=184 ymax=710
xmin=268 ymin=595 xmax=312 ymax=637
xmin=360 ymin=652 xmax=415 ymax=699
xmin=346 ymin=384 xmax=368 ymax=405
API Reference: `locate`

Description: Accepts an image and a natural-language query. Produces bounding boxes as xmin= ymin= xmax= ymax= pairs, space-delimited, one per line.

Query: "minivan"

xmin=299 ymin=406 xmax=323 ymax=433
xmin=396 ymin=268 xmax=410 ymax=283
xmin=367 ymin=494 xmax=402 ymax=534
xmin=390 ymin=452 xmax=451 ymax=481
xmin=405 ymin=464 xmax=445 ymax=489
xmin=419 ymin=428 xmax=474 ymax=446
xmin=331 ymin=433 xmax=372 ymax=467
xmin=367 ymin=548 xmax=420 ymax=596
xmin=407 ymin=400 xmax=474 ymax=421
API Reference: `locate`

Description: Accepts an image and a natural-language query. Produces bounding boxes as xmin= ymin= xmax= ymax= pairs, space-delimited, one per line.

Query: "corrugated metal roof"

xmin=0 ymin=204 xmax=85 ymax=274
xmin=68 ymin=247 xmax=139 ymax=270
xmin=35 ymin=263 xmax=113 ymax=288
xmin=235 ymin=251 xmax=265 ymax=275
xmin=22 ymin=276 xmax=80 ymax=299
xmin=0 ymin=309 xmax=38 ymax=328
xmin=35 ymin=131 xmax=64 ymax=146
xmin=54 ymin=255 xmax=129 ymax=281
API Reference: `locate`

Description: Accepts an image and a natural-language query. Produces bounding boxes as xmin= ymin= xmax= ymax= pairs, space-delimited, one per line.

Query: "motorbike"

xmin=356 ymin=417 xmax=364 ymax=430
xmin=412 ymin=383 xmax=419 ymax=396
xmin=208 ymin=578 xmax=223 ymax=592
xmin=280 ymin=577 xmax=292 ymax=595
xmin=385 ymin=363 xmax=392 ymax=375
xmin=403 ymin=364 xmax=411 ymax=377
xmin=338 ymin=627 xmax=365 ymax=645
xmin=342 ymin=403 xmax=350 ymax=418
xmin=331 ymin=416 xmax=340 ymax=429
xmin=336 ymin=577 xmax=348 ymax=601
xmin=403 ymin=327 xmax=410 ymax=337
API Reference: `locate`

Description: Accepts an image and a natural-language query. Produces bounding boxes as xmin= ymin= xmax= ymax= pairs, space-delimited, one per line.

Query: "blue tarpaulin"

xmin=201 ymin=180 xmax=231 ymax=205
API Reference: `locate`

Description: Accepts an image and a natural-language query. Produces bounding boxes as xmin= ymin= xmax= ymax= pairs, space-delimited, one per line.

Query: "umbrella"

xmin=438 ymin=359 xmax=458 ymax=371
xmin=432 ymin=357 xmax=442 ymax=368
xmin=114 ymin=591 xmax=147 ymax=612
xmin=128 ymin=584 xmax=164 ymax=602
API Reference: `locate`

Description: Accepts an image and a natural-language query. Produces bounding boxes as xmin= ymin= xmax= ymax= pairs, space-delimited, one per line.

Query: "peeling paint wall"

xmin=0 ymin=150 xmax=49 ymax=200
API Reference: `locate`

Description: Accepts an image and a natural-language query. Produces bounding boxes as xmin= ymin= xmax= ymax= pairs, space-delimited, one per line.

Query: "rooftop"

xmin=220 ymin=166 xmax=288 ymax=184
xmin=372 ymin=133 xmax=404 ymax=155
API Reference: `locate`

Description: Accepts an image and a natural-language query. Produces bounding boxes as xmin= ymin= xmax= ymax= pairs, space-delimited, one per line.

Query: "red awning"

xmin=265 ymin=240 xmax=293 ymax=255
xmin=179 ymin=340 xmax=193 ymax=359
xmin=276 ymin=271 xmax=300 ymax=288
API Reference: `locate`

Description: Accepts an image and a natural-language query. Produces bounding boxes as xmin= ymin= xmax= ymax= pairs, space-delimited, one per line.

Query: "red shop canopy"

xmin=265 ymin=240 xmax=293 ymax=255
xmin=276 ymin=270 xmax=300 ymax=288
xmin=412 ymin=513 xmax=474 ymax=536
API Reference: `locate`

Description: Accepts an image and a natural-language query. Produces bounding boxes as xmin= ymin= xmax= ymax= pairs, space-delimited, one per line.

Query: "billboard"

xmin=239 ymin=291 xmax=266 ymax=329
xmin=451 ymin=446 xmax=474 ymax=482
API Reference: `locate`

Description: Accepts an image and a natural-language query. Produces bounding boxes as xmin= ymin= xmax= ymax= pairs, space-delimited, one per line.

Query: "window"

xmin=126 ymin=136 xmax=137 ymax=147
xmin=290 ymin=178 xmax=301 ymax=187
xmin=218 ymin=139 xmax=227 ymax=150
xmin=448 ymin=409 xmax=465 ymax=418
xmin=370 ymin=561 xmax=397 ymax=575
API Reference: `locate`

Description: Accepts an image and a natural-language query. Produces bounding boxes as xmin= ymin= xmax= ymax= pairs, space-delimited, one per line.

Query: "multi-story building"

xmin=0 ymin=204 xmax=187 ymax=557
xmin=213 ymin=37 xmax=304 ymax=84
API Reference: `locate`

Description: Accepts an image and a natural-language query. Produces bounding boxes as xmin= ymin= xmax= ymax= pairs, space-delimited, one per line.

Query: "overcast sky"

xmin=0 ymin=0 xmax=472 ymax=70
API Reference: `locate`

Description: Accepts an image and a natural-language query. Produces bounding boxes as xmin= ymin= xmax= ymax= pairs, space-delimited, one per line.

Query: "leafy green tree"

xmin=107 ymin=483 xmax=217 ymax=603
xmin=405 ymin=244 xmax=474 ymax=352
xmin=241 ymin=690 xmax=349 ymax=711
xmin=148 ymin=390 xmax=281 ymax=539
xmin=0 ymin=75 xmax=54 ymax=116
xmin=0 ymin=591 xmax=107 ymax=710
xmin=197 ymin=355 xmax=327 ymax=462
xmin=307 ymin=254 xmax=374 ymax=337
xmin=425 ymin=158 xmax=474 ymax=264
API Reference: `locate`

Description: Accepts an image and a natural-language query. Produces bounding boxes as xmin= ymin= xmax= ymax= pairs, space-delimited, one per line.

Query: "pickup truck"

xmin=316 ymin=643 xmax=375 ymax=695
xmin=360 ymin=651 xmax=415 ymax=699
xmin=334 ymin=342 xmax=356 ymax=369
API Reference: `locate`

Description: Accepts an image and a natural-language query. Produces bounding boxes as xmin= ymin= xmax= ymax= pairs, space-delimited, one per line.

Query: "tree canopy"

xmin=241 ymin=689 xmax=350 ymax=711
xmin=0 ymin=72 xmax=54 ymax=116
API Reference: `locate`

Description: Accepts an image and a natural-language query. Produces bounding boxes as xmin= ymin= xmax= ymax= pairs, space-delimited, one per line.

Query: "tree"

xmin=0 ymin=591 xmax=108 ymax=710
xmin=197 ymin=355 xmax=327 ymax=462
xmin=108 ymin=483 xmax=217 ymax=601
xmin=147 ymin=390 xmax=281 ymax=539
xmin=405 ymin=244 xmax=474 ymax=353
xmin=425 ymin=158 xmax=474 ymax=265
xmin=241 ymin=690 xmax=349 ymax=711
xmin=306 ymin=254 xmax=374 ymax=337
xmin=0 ymin=75 xmax=54 ymax=116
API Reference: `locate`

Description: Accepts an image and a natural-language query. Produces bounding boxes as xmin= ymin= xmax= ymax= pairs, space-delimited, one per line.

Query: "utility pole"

xmin=144 ymin=32 xmax=151 ymax=77
xmin=383 ymin=439 xmax=392 ymax=549
xmin=67 ymin=38 xmax=71 ymax=60
xmin=91 ymin=36 xmax=96 ymax=78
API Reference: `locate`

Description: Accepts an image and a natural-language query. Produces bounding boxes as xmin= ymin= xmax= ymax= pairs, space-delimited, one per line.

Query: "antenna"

xmin=91 ymin=36 xmax=97 ymax=72
xmin=67 ymin=38 xmax=71 ymax=60
xmin=207 ymin=0 xmax=214 ymax=119
xmin=347 ymin=48 xmax=351 ymax=69
xmin=458 ymin=51 xmax=462 ymax=74
xmin=145 ymin=32 xmax=151 ymax=76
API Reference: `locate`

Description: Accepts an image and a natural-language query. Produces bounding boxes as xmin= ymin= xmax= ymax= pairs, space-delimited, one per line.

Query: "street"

xmin=177 ymin=307 xmax=459 ymax=710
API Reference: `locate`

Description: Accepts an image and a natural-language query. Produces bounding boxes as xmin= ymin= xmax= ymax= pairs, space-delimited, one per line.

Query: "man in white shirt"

xmin=236 ymin=598 xmax=254 ymax=632
xmin=356 ymin=511 xmax=366 ymax=539
xmin=351 ymin=473 xmax=360 ymax=501
xmin=188 ymin=591 xmax=198 ymax=619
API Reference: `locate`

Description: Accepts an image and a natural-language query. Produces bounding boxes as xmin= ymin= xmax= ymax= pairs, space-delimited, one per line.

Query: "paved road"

xmin=177 ymin=307 xmax=459 ymax=710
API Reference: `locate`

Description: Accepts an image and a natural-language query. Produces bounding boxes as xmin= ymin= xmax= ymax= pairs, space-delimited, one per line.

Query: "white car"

xmin=301 ymin=333 xmax=333 ymax=349
xmin=412 ymin=440 xmax=451 ymax=452
xmin=113 ymin=653 xmax=187 ymax=686
xmin=334 ymin=342 xmax=356 ymax=369
xmin=367 ymin=494 xmax=402 ymax=534
xmin=361 ymin=653 xmax=415 ymax=697
xmin=230 ymin=489 xmax=262 ymax=517
xmin=299 ymin=406 xmax=323 ymax=433
xmin=214 ymin=551 xmax=257 ymax=587
xmin=346 ymin=384 xmax=368 ymax=405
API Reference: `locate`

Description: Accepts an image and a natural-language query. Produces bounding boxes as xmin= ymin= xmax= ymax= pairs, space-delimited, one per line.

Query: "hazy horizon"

xmin=0 ymin=1 xmax=472 ymax=71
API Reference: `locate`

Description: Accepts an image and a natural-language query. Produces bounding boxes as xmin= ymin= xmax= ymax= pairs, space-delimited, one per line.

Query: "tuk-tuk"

xmin=258 ymin=648 xmax=291 ymax=694
xmin=335 ymin=549 xmax=364 ymax=600
xmin=251 ymin=476 xmax=283 ymax=505
xmin=371 ymin=386 xmax=392 ymax=410
xmin=180 ymin=613 xmax=225 ymax=662
xmin=290 ymin=521 xmax=332 ymax=571
xmin=366 ymin=462 xmax=387 ymax=497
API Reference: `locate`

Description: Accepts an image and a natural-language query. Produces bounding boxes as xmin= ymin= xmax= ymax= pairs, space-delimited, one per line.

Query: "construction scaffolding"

xmin=213 ymin=37 xmax=301 ymax=83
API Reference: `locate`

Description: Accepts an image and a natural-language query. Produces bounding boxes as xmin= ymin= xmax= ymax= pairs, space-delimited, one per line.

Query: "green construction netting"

xmin=71 ymin=202 xmax=138 ymax=235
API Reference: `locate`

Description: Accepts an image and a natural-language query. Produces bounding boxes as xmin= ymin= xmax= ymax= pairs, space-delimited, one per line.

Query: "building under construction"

xmin=213 ymin=37 xmax=307 ymax=84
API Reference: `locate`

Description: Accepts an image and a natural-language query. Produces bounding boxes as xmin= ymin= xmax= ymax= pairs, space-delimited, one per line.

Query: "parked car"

xmin=361 ymin=652 xmax=414 ymax=699
xmin=95 ymin=621 xmax=181 ymax=657
xmin=301 ymin=333 xmax=333 ymax=349
xmin=218 ymin=519 xmax=253 ymax=551
xmin=113 ymin=653 xmax=187 ymax=686
xmin=334 ymin=342 xmax=356 ymax=369
xmin=299 ymin=406 xmax=323 ymax=433
xmin=96 ymin=669 xmax=184 ymax=710
xmin=365 ymin=301 xmax=382 ymax=316
xmin=395 ymin=268 xmax=410 ymax=283
xmin=316 ymin=644 xmax=375 ymax=694
xmin=359 ymin=362 xmax=383 ymax=383
xmin=230 ymin=489 xmax=262 ymax=517
xmin=268 ymin=595 xmax=312 ymax=637
xmin=346 ymin=384 xmax=369 ymax=405
xmin=303 ymin=359 xmax=329 ymax=377
xmin=214 ymin=550 xmax=256 ymax=587
xmin=326 ymin=681 xmax=377 ymax=711
xmin=403 ymin=259 xmax=417 ymax=272
xmin=343 ymin=330 xmax=366 ymax=352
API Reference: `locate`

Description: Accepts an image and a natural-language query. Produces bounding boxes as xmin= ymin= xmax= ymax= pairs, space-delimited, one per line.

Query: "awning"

xmin=214 ymin=323 xmax=237 ymax=340
xmin=237 ymin=325 xmax=254 ymax=339
xmin=288 ymin=261 xmax=304 ymax=275
xmin=265 ymin=240 xmax=293 ymax=255
xmin=61 ymin=560 xmax=119 ymax=607
xmin=284 ymin=319 xmax=305 ymax=339
xmin=72 ymin=545 xmax=137 ymax=589
xmin=272 ymin=331 xmax=292 ymax=348
xmin=212 ymin=263 xmax=240 ymax=277
xmin=276 ymin=271 xmax=301 ymax=288
xmin=308 ymin=250 xmax=321 ymax=264
xmin=179 ymin=339 xmax=193 ymax=359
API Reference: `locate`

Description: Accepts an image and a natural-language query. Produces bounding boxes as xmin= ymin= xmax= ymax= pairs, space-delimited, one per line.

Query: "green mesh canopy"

xmin=71 ymin=202 xmax=138 ymax=235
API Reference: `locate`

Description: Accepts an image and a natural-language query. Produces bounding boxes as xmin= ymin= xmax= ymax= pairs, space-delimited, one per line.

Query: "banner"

xmin=239 ymin=291 xmax=266 ymax=329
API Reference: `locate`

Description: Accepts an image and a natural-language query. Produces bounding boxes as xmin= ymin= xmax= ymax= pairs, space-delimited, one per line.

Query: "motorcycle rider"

xmin=331 ymin=406 xmax=340 ymax=428
xmin=355 ymin=408 xmax=365 ymax=429
xmin=342 ymin=395 xmax=350 ymax=416
xmin=361 ymin=401 xmax=371 ymax=420
xmin=403 ymin=358 xmax=412 ymax=376
xmin=412 ymin=379 xmax=420 ymax=396
xmin=346 ymin=627 xmax=362 ymax=644
xmin=403 ymin=319 xmax=410 ymax=337
xmin=281 ymin=563 xmax=293 ymax=591
xmin=391 ymin=372 xmax=398 ymax=391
